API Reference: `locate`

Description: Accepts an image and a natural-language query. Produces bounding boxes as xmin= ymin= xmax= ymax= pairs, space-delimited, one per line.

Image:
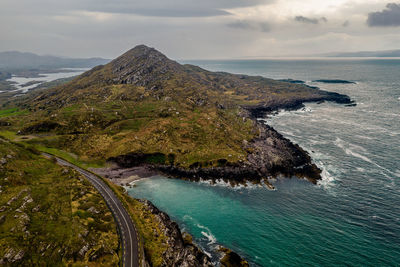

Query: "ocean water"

xmin=127 ymin=59 xmax=400 ymax=266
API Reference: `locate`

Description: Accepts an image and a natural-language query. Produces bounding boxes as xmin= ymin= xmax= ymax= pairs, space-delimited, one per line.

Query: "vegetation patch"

xmin=0 ymin=139 xmax=120 ymax=265
xmin=0 ymin=108 xmax=28 ymax=118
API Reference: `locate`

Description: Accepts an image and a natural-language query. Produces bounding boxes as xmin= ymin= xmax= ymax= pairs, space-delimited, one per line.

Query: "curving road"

xmin=42 ymin=153 xmax=139 ymax=267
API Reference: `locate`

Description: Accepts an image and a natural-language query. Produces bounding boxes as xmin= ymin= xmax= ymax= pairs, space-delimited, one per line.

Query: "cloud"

xmin=0 ymin=0 xmax=275 ymax=18
xmin=294 ymin=16 xmax=321 ymax=24
xmin=227 ymin=20 xmax=255 ymax=30
xmin=121 ymin=8 xmax=230 ymax=17
xmin=367 ymin=3 xmax=400 ymax=27
xmin=259 ymin=22 xmax=271 ymax=32
xmin=320 ymin=17 xmax=328 ymax=23
xmin=81 ymin=0 xmax=274 ymax=17
xmin=1 ymin=0 xmax=400 ymax=59
xmin=227 ymin=20 xmax=271 ymax=32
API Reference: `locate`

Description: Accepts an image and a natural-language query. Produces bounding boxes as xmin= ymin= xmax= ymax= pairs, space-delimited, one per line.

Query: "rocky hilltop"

xmin=2 ymin=45 xmax=353 ymax=185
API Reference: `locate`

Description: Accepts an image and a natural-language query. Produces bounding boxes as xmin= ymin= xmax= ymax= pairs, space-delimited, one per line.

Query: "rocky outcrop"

xmin=218 ymin=247 xmax=249 ymax=267
xmin=110 ymin=117 xmax=322 ymax=185
xmin=313 ymin=79 xmax=356 ymax=84
xmin=244 ymin=91 xmax=354 ymax=119
xmin=139 ymin=199 xmax=213 ymax=267
xmin=110 ymin=45 xmax=183 ymax=88
xmin=156 ymin=122 xmax=321 ymax=184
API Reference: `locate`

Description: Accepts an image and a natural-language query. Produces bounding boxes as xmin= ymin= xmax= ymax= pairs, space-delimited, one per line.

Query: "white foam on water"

xmin=334 ymin=138 xmax=373 ymax=163
xmin=280 ymin=130 xmax=296 ymax=137
xmin=309 ymin=139 xmax=329 ymax=145
xmin=202 ymin=249 xmax=212 ymax=259
xmin=197 ymin=224 xmax=217 ymax=245
xmin=201 ymin=231 xmax=217 ymax=245
xmin=198 ymin=178 xmax=263 ymax=190
xmin=184 ymin=216 xmax=217 ymax=245
xmin=348 ymin=142 xmax=368 ymax=153
xmin=128 ymin=177 xmax=151 ymax=186
xmin=198 ymin=178 xmax=230 ymax=187
xmin=356 ymin=167 xmax=366 ymax=172
xmin=335 ymin=138 xmax=397 ymax=183
xmin=318 ymin=166 xmax=337 ymax=189
xmin=183 ymin=214 xmax=194 ymax=222
xmin=355 ymin=135 xmax=375 ymax=140
xmin=295 ymin=107 xmax=313 ymax=114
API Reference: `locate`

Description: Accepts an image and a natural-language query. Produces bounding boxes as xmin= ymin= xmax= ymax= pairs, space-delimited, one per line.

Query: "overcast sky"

xmin=1 ymin=0 xmax=400 ymax=59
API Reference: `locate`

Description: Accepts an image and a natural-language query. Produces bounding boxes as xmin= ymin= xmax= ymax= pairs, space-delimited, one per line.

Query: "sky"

xmin=1 ymin=0 xmax=400 ymax=59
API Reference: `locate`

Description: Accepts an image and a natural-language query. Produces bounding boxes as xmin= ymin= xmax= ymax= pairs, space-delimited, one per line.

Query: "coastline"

xmin=90 ymin=83 xmax=354 ymax=266
xmin=107 ymin=91 xmax=353 ymax=187
xmin=90 ymin=164 xmax=158 ymax=186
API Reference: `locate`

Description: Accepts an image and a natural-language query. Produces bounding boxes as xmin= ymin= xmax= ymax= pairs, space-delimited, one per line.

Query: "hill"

xmin=0 ymin=45 xmax=353 ymax=185
xmin=0 ymin=51 xmax=109 ymax=70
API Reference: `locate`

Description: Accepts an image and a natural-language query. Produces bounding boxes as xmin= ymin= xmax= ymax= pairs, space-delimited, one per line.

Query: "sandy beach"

xmin=90 ymin=164 xmax=158 ymax=186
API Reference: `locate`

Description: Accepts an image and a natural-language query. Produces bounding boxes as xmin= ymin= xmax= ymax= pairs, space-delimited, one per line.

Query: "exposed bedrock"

xmin=109 ymin=121 xmax=322 ymax=185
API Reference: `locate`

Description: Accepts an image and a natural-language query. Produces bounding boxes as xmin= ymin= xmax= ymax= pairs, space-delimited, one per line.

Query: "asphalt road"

xmin=43 ymin=153 xmax=140 ymax=267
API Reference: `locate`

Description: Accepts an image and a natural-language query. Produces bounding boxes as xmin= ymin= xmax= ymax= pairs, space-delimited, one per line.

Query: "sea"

xmin=127 ymin=59 xmax=400 ymax=266
xmin=5 ymin=68 xmax=88 ymax=93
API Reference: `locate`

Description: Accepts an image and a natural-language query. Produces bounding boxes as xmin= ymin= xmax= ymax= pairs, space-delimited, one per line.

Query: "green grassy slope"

xmin=0 ymin=140 xmax=120 ymax=266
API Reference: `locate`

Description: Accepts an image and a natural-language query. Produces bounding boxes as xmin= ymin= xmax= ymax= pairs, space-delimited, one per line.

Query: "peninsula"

xmin=1 ymin=45 xmax=353 ymax=185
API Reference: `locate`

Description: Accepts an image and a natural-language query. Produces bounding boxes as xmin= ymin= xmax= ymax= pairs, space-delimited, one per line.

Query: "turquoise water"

xmin=127 ymin=59 xmax=400 ymax=266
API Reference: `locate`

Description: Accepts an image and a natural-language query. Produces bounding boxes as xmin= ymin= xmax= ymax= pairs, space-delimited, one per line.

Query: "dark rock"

xmin=218 ymin=247 xmax=249 ymax=267
xmin=278 ymin=79 xmax=306 ymax=84
xmin=110 ymin=45 xmax=182 ymax=89
xmin=0 ymin=215 xmax=5 ymax=224
xmin=139 ymin=199 xmax=213 ymax=267
xmin=313 ymin=79 xmax=356 ymax=84
xmin=19 ymin=121 xmax=61 ymax=134
xmin=0 ymin=120 xmax=11 ymax=126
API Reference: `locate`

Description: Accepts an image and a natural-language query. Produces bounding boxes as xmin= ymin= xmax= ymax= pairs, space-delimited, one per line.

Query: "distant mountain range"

xmin=0 ymin=51 xmax=110 ymax=69
xmin=323 ymin=49 xmax=400 ymax=58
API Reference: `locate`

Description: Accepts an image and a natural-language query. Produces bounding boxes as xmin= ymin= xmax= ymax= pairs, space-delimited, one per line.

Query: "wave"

xmin=128 ymin=177 xmax=151 ymax=185
xmin=183 ymin=215 xmax=217 ymax=246
xmin=356 ymin=167 xmax=366 ymax=172
xmin=196 ymin=224 xmax=217 ymax=245
xmin=183 ymin=214 xmax=194 ymax=222
xmin=355 ymin=135 xmax=375 ymax=140
xmin=280 ymin=130 xmax=297 ymax=137
xmin=334 ymin=138 xmax=397 ymax=182
xmin=334 ymin=138 xmax=373 ymax=163
xmin=198 ymin=178 xmax=264 ymax=190
xmin=317 ymin=163 xmax=339 ymax=192
xmin=201 ymin=231 xmax=217 ymax=245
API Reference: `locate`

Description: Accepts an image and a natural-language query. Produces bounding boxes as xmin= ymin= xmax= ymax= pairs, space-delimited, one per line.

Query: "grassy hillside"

xmin=0 ymin=138 xmax=199 ymax=266
xmin=0 ymin=45 xmax=352 ymax=181
xmin=0 ymin=139 xmax=120 ymax=265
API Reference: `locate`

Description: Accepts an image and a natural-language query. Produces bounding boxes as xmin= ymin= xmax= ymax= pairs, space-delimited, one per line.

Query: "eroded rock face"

xmin=1 ymin=248 xmax=25 ymax=264
xmin=139 ymin=200 xmax=214 ymax=267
